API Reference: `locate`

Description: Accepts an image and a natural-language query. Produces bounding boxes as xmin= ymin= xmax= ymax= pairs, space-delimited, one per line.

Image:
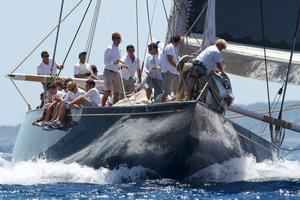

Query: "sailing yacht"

xmin=7 ymin=0 xmax=300 ymax=179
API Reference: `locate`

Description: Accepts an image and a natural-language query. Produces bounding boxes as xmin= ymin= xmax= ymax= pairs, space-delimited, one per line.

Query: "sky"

xmin=0 ymin=0 xmax=300 ymax=125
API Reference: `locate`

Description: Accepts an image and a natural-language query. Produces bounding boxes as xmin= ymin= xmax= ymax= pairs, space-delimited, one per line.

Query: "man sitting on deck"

xmin=39 ymin=82 xmax=65 ymax=125
xmin=74 ymin=52 xmax=98 ymax=79
xmin=48 ymin=81 xmax=86 ymax=128
xmin=68 ymin=79 xmax=101 ymax=108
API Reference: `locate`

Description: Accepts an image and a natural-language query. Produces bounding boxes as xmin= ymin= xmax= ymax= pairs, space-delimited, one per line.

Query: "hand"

xmin=85 ymin=72 xmax=91 ymax=76
xmin=114 ymin=59 xmax=120 ymax=65
xmin=90 ymin=74 xmax=99 ymax=80
xmin=58 ymin=65 xmax=64 ymax=70
xmin=121 ymin=63 xmax=129 ymax=69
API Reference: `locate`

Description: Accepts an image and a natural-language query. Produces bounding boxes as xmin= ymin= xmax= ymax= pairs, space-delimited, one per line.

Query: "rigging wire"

xmin=146 ymin=0 xmax=153 ymax=43
xmin=162 ymin=0 xmax=173 ymax=38
xmin=58 ymin=0 xmax=93 ymax=77
xmin=51 ymin=0 xmax=65 ymax=76
xmin=259 ymin=0 xmax=274 ymax=143
xmin=10 ymin=0 xmax=85 ymax=75
xmin=142 ymin=0 xmax=158 ymax=65
xmin=86 ymin=0 xmax=102 ymax=62
xmin=10 ymin=79 xmax=32 ymax=111
xmin=259 ymin=85 xmax=284 ymax=136
xmin=275 ymin=7 xmax=300 ymax=147
xmin=135 ymin=0 xmax=140 ymax=60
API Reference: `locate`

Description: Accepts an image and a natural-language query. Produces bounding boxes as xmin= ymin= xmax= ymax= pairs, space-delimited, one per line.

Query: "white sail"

xmin=202 ymin=0 xmax=216 ymax=50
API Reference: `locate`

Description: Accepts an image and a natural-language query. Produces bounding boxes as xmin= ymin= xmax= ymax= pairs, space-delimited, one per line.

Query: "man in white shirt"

xmin=37 ymin=51 xmax=63 ymax=75
xmin=143 ymin=43 xmax=163 ymax=100
xmin=48 ymin=81 xmax=86 ymax=128
xmin=186 ymin=39 xmax=227 ymax=100
xmin=74 ymin=52 xmax=96 ymax=79
xmin=43 ymin=82 xmax=65 ymax=123
xmin=195 ymin=39 xmax=227 ymax=75
xmin=120 ymin=45 xmax=141 ymax=98
xmin=102 ymin=32 xmax=126 ymax=106
xmin=161 ymin=35 xmax=181 ymax=102
xmin=69 ymin=79 xmax=101 ymax=107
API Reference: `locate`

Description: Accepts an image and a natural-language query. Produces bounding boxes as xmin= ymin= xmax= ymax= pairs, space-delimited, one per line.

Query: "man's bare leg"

xmin=44 ymin=102 xmax=57 ymax=122
xmin=146 ymin=88 xmax=152 ymax=100
xmin=51 ymin=102 xmax=62 ymax=121
xmin=113 ymin=92 xmax=119 ymax=104
xmin=102 ymin=90 xmax=111 ymax=106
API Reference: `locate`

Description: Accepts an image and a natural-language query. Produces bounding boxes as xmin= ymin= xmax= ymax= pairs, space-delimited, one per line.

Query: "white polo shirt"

xmin=64 ymin=88 xmax=86 ymax=103
xmin=86 ymin=87 xmax=101 ymax=107
xmin=74 ymin=62 xmax=92 ymax=76
xmin=162 ymin=43 xmax=179 ymax=75
xmin=104 ymin=44 xmax=121 ymax=72
xmin=51 ymin=90 xmax=66 ymax=102
xmin=195 ymin=45 xmax=221 ymax=74
xmin=120 ymin=55 xmax=140 ymax=80
xmin=37 ymin=58 xmax=58 ymax=75
xmin=145 ymin=53 xmax=163 ymax=80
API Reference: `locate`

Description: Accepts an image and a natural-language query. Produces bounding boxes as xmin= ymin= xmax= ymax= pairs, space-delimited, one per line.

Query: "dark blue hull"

xmin=13 ymin=102 xmax=277 ymax=179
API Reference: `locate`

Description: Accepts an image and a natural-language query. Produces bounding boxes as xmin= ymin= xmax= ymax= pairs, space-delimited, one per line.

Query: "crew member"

xmin=161 ymin=35 xmax=181 ymax=102
xmin=120 ymin=45 xmax=141 ymax=98
xmin=37 ymin=51 xmax=64 ymax=76
xmin=102 ymin=32 xmax=126 ymax=106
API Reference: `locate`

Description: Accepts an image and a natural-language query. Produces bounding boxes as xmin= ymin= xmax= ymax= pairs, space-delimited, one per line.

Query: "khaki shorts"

xmin=103 ymin=70 xmax=122 ymax=93
xmin=123 ymin=77 xmax=135 ymax=94
xmin=162 ymin=72 xmax=180 ymax=95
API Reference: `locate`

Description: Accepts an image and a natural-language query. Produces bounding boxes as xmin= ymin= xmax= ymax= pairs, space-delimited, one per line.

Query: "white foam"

xmin=0 ymin=153 xmax=148 ymax=185
xmin=189 ymin=155 xmax=300 ymax=183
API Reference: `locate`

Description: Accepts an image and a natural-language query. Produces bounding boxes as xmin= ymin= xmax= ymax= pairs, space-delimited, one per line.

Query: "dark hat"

xmin=46 ymin=83 xmax=54 ymax=90
xmin=126 ymin=45 xmax=135 ymax=51
xmin=79 ymin=51 xmax=87 ymax=58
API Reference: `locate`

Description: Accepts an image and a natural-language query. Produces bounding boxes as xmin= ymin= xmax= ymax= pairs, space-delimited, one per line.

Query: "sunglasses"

xmin=43 ymin=55 xmax=49 ymax=58
xmin=114 ymin=37 xmax=121 ymax=40
xmin=128 ymin=49 xmax=135 ymax=52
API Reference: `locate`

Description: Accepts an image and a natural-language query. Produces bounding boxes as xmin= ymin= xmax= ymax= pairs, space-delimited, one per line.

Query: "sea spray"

xmin=0 ymin=153 xmax=150 ymax=185
xmin=188 ymin=155 xmax=300 ymax=183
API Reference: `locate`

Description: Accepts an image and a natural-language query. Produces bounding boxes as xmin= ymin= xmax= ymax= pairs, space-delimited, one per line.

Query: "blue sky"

xmin=1 ymin=0 xmax=300 ymax=125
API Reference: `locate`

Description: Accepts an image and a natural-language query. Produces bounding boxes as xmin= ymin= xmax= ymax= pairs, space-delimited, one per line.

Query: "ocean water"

xmin=1 ymin=151 xmax=300 ymax=199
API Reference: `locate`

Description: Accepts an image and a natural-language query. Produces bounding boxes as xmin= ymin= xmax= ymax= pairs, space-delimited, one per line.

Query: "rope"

xmin=10 ymin=79 xmax=32 ymax=111
xmin=276 ymin=7 xmax=300 ymax=146
xmin=58 ymin=0 xmax=93 ymax=76
xmin=259 ymin=0 xmax=274 ymax=143
xmin=86 ymin=0 xmax=102 ymax=62
xmin=10 ymin=0 xmax=84 ymax=75
xmin=51 ymin=0 xmax=65 ymax=76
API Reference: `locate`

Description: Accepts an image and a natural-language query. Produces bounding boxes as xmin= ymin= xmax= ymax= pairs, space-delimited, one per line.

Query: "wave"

xmin=188 ymin=155 xmax=300 ymax=183
xmin=0 ymin=153 xmax=150 ymax=185
xmin=2 ymin=152 xmax=300 ymax=185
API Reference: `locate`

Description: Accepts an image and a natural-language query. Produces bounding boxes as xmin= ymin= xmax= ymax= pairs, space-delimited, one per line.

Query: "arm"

xmin=167 ymin=55 xmax=177 ymax=68
xmin=216 ymin=63 xmax=226 ymax=75
xmin=137 ymin=69 xmax=142 ymax=83
xmin=74 ymin=73 xmax=91 ymax=78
